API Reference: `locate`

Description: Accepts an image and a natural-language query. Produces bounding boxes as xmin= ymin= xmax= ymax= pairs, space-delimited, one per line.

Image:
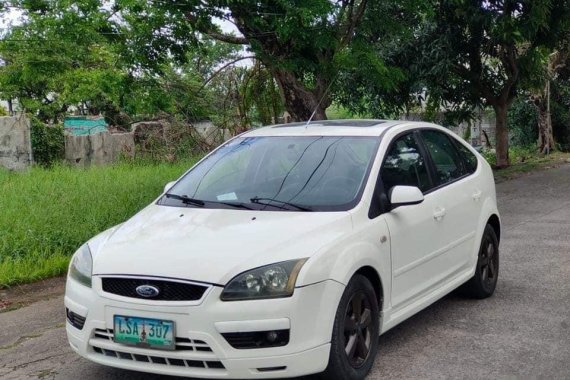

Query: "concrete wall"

xmin=0 ymin=115 xmax=33 ymax=171
xmin=65 ymin=131 xmax=134 ymax=167
xmin=194 ymin=121 xmax=232 ymax=145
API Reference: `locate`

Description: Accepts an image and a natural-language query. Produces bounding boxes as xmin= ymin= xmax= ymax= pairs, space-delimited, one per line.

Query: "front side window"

xmin=421 ymin=130 xmax=468 ymax=185
xmin=381 ymin=133 xmax=431 ymax=193
xmin=161 ymin=136 xmax=379 ymax=211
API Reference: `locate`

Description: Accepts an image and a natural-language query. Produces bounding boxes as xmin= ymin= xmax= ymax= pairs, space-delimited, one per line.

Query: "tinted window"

xmin=455 ymin=141 xmax=478 ymax=174
xmin=381 ymin=133 xmax=431 ymax=193
xmin=163 ymin=136 xmax=379 ymax=211
xmin=421 ymin=130 xmax=468 ymax=185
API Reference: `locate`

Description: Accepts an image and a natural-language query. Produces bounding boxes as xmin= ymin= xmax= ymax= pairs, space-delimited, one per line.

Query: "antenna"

xmin=305 ymin=74 xmax=338 ymax=128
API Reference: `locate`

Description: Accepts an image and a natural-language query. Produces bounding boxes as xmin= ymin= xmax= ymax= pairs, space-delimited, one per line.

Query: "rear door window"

xmin=420 ymin=130 xmax=469 ymax=186
xmin=455 ymin=141 xmax=478 ymax=174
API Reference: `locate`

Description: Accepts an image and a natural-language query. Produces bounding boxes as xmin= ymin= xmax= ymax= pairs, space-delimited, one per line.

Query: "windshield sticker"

xmin=217 ymin=192 xmax=238 ymax=201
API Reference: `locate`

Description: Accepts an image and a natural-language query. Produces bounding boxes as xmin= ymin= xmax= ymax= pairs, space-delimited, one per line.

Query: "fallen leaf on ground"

xmin=0 ymin=298 xmax=12 ymax=310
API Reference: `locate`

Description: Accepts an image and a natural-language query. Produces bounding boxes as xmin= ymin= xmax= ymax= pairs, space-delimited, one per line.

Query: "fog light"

xmin=222 ymin=329 xmax=290 ymax=349
xmin=66 ymin=308 xmax=86 ymax=330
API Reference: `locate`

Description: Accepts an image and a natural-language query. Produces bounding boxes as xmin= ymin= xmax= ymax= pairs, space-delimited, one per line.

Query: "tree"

xmin=0 ymin=1 xmax=125 ymax=123
xmin=118 ymin=0 xmax=406 ymax=122
xmin=0 ymin=1 xmax=287 ymax=130
xmin=529 ymin=33 xmax=570 ymax=153
xmin=0 ymin=1 xmax=219 ymax=125
xmin=410 ymin=0 xmax=570 ymax=167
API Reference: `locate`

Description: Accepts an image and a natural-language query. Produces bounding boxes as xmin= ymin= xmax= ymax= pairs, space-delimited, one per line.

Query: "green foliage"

xmin=481 ymin=149 xmax=497 ymax=166
xmin=30 ymin=119 xmax=65 ymax=166
xmin=506 ymin=78 xmax=570 ymax=151
xmin=0 ymin=2 xmax=225 ymax=126
xmin=333 ymin=0 xmax=430 ymax=118
xmin=0 ymin=1 xmax=125 ymax=122
xmin=415 ymin=0 xmax=570 ymax=113
xmin=508 ymin=99 xmax=538 ymax=147
xmin=365 ymin=0 xmax=570 ymax=167
xmin=551 ymin=78 xmax=570 ymax=150
xmin=118 ymin=0 xmax=411 ymax=120
xmin=0 ymin=159 xmax=199 ymax=287
xmin=326 ymin=104 xmax=357 ymax=120
xmin=0 ymin=106 xmax=8 ymax=116
xmin=243 ymin=64 xmax=284 ymax=126
xmin=481 ymin=145 xmax=539 ymax=167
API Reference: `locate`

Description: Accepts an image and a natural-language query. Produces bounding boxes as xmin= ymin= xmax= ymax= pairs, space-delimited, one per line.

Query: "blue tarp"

xmin=64 ymin=116 xmax=108 ymax=136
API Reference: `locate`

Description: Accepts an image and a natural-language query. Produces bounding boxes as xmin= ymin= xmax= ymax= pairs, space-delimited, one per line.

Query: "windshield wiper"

xmin=250 ymin=197 xmax=313 ymax=212
xmin=165 ymin=193 xmax=205 ymax=207
xmin=215 ymin=201 xmax=255 ymax=210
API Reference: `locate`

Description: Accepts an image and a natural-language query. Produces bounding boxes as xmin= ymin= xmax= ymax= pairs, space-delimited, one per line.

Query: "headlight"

xmin=221 ymin=259 xmax=308 ymax=301
xmin=69 ymin=243 xmax=93 ymax=288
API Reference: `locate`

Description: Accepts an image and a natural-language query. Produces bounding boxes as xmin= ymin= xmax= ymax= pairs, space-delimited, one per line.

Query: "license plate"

xmin=113 ymin=315 xmax=175 ymax=350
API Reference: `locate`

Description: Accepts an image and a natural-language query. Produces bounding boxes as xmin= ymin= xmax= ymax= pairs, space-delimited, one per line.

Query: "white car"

xmin=65 ymin=120 xmax=500 ymax=380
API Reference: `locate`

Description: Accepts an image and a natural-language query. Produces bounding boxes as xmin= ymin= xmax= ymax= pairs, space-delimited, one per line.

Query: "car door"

xmin=379 ymin=131 xmax=446 ymax=310
xmin=419 ymin=129 xmax=481 ymax=275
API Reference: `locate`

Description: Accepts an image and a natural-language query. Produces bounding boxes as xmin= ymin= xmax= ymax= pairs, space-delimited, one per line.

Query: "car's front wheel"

xmin=320 ymin=274 xmax=379 ymax=380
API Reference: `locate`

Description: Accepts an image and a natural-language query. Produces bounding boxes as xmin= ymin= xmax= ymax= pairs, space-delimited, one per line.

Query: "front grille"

xmin=91 ymin=346 xmax=225 ymax=370
xmin=222 ymin=329 xmax=290 ymax=349
xmin=101 ymin=277 xmax=208 ymax=301
xmin=66 ymin=308 xmax=86 ymax=330
xmin=93 ymin=329 xmax=213 ymax=352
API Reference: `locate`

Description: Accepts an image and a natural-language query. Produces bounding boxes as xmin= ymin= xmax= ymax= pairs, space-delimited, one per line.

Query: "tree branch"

xmin=186 ymin=13 xmax=249 ymax=45
xmin=339 ymin=0 xmax=368 ymax=47
xmin=202 ymin=30 xmax=249 ymax=45
xmin=498 ymin=45 xmax=519 ymax=104
xmin=200 ymin=55 xmax=257 ymax=91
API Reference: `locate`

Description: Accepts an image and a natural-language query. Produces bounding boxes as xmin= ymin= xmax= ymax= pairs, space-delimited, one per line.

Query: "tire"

xmin=463 ymin=224 xmax=500 ymax=299
xmin=319 ymin=274 xmax=380 ymax=380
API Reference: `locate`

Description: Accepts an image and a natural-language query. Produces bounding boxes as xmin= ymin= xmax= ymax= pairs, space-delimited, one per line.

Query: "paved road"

xmin=1 ymin=165 xmax=569 ymax=380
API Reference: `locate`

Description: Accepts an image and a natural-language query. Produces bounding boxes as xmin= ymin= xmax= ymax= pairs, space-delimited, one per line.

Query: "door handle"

xmin=472 ymin=190 xmax=482 ymax=201
xmin=433 ymin=207 xmax=446 ymax=221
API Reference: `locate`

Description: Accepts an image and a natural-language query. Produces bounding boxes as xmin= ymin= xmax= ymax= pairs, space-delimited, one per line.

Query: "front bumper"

xmin=65 ymin=276 xmax=344 ymax=379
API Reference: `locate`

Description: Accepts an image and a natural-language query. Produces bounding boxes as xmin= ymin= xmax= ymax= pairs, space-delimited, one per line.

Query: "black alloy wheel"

xmin=480 ymin=234 xmax=498 ymax=292
xmin=343 ymin=292 xmax=373 ymax=368
xmin=319 ymin=274 xmax=379 ymax=380
xmin=464 ymin=224 xmax=500 ymax=298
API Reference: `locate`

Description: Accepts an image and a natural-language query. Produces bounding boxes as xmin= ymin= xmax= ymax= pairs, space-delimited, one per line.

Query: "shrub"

xmin=508 ymin=98 xmax=538 ymax=147
xmin=30 ymin=119 xmax=65 ymax=166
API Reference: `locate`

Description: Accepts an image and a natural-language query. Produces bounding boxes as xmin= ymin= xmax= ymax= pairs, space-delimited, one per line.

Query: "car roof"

xmin=242 ymin=119 xmax=417 ymax=137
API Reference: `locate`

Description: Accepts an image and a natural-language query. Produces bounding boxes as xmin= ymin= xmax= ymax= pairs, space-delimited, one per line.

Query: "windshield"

xmin=160 ymin=136 xmax=379 ymax=211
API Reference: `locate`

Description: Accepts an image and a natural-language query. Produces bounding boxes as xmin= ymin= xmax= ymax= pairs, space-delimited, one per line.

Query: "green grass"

xmin=484 ymin=148 xmax=570 ymax=181
xmin=0 ymin=159 xmax=198 ymax=288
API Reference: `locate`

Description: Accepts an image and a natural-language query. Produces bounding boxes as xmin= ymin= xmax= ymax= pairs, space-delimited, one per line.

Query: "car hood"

xmin=92 ymin=204 xmax=353 ymax=285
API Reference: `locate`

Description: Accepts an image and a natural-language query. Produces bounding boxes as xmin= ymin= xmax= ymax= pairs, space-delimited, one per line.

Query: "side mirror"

xmin=163 ymin=181 xmax=176 ymax=194
xmin=389 ymin=186 xmax=424 ymax=208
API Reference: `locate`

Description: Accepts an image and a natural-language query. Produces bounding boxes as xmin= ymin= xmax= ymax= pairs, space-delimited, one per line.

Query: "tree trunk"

xmin=271 ymin=68 xmax=328 ymax=122
xmin=493 ymin=103 xmax=510 ymax=168
xmin=534 ymin=81 xmax=555 ymax=154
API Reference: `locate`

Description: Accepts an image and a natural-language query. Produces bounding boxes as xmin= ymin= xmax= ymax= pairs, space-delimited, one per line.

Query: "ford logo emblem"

xmin=136 ymin=285 xmax=160 ymax=298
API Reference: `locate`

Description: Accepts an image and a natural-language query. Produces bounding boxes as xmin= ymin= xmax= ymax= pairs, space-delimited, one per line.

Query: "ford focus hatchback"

xmin=65 ymin=120 xmax=500 ymax=380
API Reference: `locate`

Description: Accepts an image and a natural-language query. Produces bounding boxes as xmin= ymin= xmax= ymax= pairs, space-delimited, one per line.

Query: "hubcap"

xmin=343 ymin=292 xmax=372 ymax=368
xmin=480 ymin=238 xmax=498 ymax=290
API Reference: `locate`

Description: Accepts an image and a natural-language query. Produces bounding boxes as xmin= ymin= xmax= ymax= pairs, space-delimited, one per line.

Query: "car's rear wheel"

xmin=464 ymin=224 xmax=499 ymax=298
xmin=319 ymin=274 xmax=379 ymax=380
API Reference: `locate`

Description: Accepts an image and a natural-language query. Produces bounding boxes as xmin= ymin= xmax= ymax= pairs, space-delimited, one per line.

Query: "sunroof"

xmin=272 ymin=120 xmax=386 ymax=128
